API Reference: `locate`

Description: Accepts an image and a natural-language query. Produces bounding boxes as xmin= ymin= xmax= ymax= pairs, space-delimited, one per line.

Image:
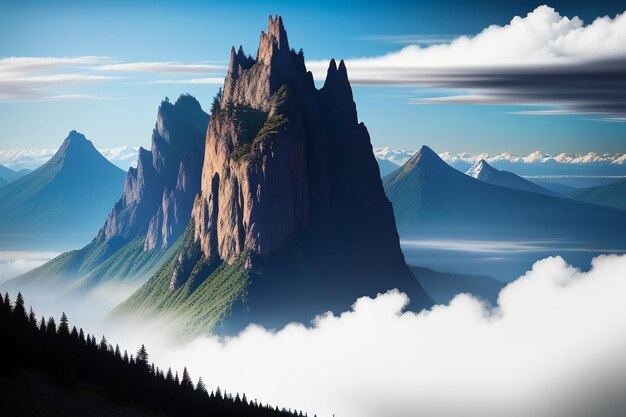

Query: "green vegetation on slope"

xmin=8 ymin=234 xmax=177 ymax=294
xmin=231 ymin=86 xmax=289 ymax=161
xmin=72 ymin=236 xmax=183 ymax=291
xmin=113 ymin=224 xmax=250 ymax=337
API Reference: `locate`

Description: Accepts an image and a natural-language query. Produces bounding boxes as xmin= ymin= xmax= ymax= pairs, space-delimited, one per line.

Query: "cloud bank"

xmin=0 ymin=251 xmax=59 ymax=283
xmin=108 ymin=254 xmax=626 ymax=417
xmin=309 ymin=6 xmax=626 ymax=116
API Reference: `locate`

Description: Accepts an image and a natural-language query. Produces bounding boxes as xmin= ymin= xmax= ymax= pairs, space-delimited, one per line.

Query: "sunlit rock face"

xmin=103 ymin=95 xmax=209 ymax=251
xmin=169 ymin=16 xmax=430 ymax=316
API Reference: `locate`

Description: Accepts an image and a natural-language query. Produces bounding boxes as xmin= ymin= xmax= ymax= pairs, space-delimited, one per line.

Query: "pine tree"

xmin=13 ymin=292 xmax=26 ymax=317
xmin=39 ymin=316 xmax=46 ymax=332
xmin=136 ymin=344 xmax=149 ymax=367
xmin=114 ymin=344 xmax=121 ymax=358
xmin=196 ymin=377 xmax=207 ymax=393
xmin=58 ymin=312 xmax=69 ymax=334
xmin=70 ymin=326 xmax=78 ymax=338
xmin=3 ymin=292 xmax=10 ymax=309
xmin=181 ymin=367 xmax=193 ymax=389
xmin=99 ymin=335 xmax=108 ymax=351
xmin=123 ymin=350 xmax=129 ymax=363
xmin=28 ymin=306 xmax=36 ymax=324
xmin=166 ymin=367 xmax=173 ymax=383
xmin=46 ymin=317 xmax=56 ymax=333
xmin=78 ymin=328 xmax=85 ymax=344
xmin=210 ymin=88 xmax=223 ymax=114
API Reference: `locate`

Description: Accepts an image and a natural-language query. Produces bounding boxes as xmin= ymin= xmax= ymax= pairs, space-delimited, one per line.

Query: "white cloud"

xmin=0 ymin=56 xmax=111 ymax=74
xmin=308 ymin=6 xmax=626 ymax=115
xmin=309 ymin=6 xmax=626 ymax=75
xmin=0 ymin=56 xmax=226 ymax=101
xmin=150 ymin=77 xmax=225 ymax=85
xmin=0 ymin=251 xmax=59 ymax=282
xmin=93 ymin=62 xmax=225 ymax=73
xmin=92 ymin=254 xmax=626 ymax=417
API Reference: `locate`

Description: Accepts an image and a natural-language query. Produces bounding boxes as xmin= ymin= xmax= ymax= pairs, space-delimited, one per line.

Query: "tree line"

xmin=0 ymin=292 xmax=311 ymax=417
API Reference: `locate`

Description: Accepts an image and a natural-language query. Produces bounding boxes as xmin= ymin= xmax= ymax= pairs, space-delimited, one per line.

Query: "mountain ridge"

xmin=0 ymin=131 xmax=126 ymax=248
xmin=6 ymin=96 xmax=209 ymax=292
xmin=466 ymin=159 xmax=553 ymax=195
xmin=383 ymin=145 xmax=626 ymax=246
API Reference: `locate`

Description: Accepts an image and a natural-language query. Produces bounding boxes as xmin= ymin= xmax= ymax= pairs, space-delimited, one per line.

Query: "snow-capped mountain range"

xmin=375 ymin=147 xmax=626 ymax=167
xmin=0 ymin=145 xmax=140 ymax=171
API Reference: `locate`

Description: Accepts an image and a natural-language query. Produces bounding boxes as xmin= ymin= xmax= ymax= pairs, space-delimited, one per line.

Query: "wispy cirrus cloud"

xmin=149 ymin=77 xmax=225 ymax=85
xmin=309 ymin=6 xmax=626 ymax=117
xmin=93 ymin=61 xmax=226 ymax=74
xmin=0 ymin=56 xmax=226 ymax=102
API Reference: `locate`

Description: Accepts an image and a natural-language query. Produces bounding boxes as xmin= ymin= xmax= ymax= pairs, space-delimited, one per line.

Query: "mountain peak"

xmin=257 ymin=15 xmax=290 ymax=66
xmin=62 ymin=130 xmax=89 ymax=146
xmin=466 ymin=158 xmax=495 ymax=179
xmin=266 ymin=15 xmax=288 ymax=50
xmin=390 ymin=145 xmax=450 ymax=179
xmin=56 ymin=130 xmax=100 ymax=160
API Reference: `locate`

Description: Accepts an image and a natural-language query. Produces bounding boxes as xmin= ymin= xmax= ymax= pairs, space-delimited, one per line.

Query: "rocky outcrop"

xmin=165 ymin=16 xmax=430 ymax=321
xmin=102 ymin=95 xmax=209 ymax=252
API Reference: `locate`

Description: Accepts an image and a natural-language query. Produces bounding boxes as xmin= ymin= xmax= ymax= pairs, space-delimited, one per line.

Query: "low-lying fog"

xmin=4 ymin=249 xmax=626 ymax=417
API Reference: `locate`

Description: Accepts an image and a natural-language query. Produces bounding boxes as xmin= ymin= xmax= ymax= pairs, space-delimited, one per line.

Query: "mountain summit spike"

xmin=267 ymin=15 xmax=288 ymax=50
xmin=117 ymin=16 xmax=432 ymax=335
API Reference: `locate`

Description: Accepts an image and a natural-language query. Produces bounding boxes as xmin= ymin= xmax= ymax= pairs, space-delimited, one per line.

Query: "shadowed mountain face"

xmin=117 ymin=16 xmax=431 ymax=335
xmin=377 ymin=158 xmax=401 ymax=177
xmin=103 ymin=95 xmax=209 ymax=253
xmin=383 ymin=145 xmax=626 ymax=246
xmin=466 ymin=159 xmax=553 ymax=195
xmin=0 ymin=131 xmax=126 ymax=248
xmin=568 ymin=180 xmax=626 ymax=211
xmin=0 ymin=164 xmax=30 ymax=186
xmin=410 ymin=266 xmax=505 ymax=306
xmin=6 ymin=96 xmax=208 ymax=292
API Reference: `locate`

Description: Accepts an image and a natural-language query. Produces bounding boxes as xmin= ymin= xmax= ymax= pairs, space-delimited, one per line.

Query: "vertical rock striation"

xmin=160 ymin=16 xmax=430 ymax=329
xmin=102 ymin=95 xmax=209 ymax=254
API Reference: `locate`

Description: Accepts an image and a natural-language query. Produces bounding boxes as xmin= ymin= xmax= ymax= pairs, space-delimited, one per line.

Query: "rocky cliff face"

xmin=103 ymin=95 xmax=209 ymax=252
xmin=165 ymin=16 xmax=428 ymax=321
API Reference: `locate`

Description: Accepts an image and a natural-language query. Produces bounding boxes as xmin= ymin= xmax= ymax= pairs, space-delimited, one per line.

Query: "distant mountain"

xmin=568 ymin=180 xmax=626 ymax=211
xmin=375 ymin=147 xmax=626 ymax=187
xmin=383 ymin=145 xmax=626 ymax=247
xmin=98 ymin=145 xmax=140 ymax=170
xmin=528 ymin=179 xmax=580 ymax=194
xmin=376 ymin=157 xmax=400 ymax=176
xmin=116 ymin=16 xmax=431 ymax=337
xmin=7 ymin=96 xmax=209 ymax=292
xmin=0 ymin=164 xmax=30 ymax=184
xmin=439 ymin=149 xmax=626 ymax=165
xmin=410 ymin=266 xmax=505 ymax=305
xmin=466 ymin=159 xmax=553 ymax=195
xmin=373 ymin=147 xmax=415 ymax=165
xmin=0 ymin=131 xmax=126 ymax=248
xmin=0 ymin=146 xmax=140 ymax=171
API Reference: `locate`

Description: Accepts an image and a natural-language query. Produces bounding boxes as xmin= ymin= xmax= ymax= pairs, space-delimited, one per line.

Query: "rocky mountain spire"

xmin=102 ymin=95 xmax=208 ymax=251
xmin=152 ymin=16 xmax=431 ymax=332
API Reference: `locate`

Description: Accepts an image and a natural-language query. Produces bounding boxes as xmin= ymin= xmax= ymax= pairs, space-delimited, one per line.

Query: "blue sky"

xmin=1 ymin=0 xmax=625 ymax=154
